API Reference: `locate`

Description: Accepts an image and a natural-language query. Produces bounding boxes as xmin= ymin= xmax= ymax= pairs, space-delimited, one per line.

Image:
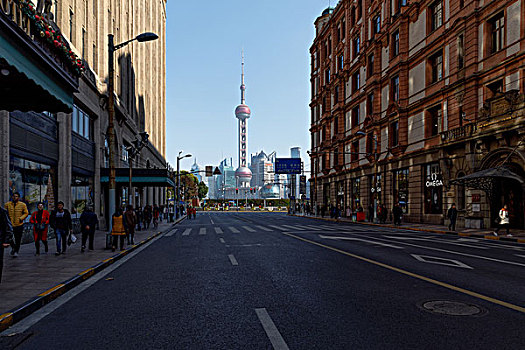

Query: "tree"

xmin=180 ymin=171 xmax=198 ymax=200
xmin=198 ymin=181 xmax=208 ymax=200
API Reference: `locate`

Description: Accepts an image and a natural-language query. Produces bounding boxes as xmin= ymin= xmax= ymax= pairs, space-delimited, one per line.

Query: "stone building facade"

xmin=1 ymin=0 xmax=167 ymax=229
xmin=309 ymin=0 xmax=525 ymax=229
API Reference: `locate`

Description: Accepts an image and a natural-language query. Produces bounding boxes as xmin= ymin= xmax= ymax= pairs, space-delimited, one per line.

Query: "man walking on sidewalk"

xmin=447 ymin=203 xmax=458 ymax=231
xmin=50 ymin=201 xmax=72 ymax=255
xmin=80 ymin=206 xmax=98 ymax=252
xmin=5 ymin=192 xmax=29 ymax=258
xmin=0 ymin=206 xmax=13 ymax=282
xmin=494 ymin=204 xmax=510 ymax=236
xmin=125 ymin=205 xmax=137 ymax=245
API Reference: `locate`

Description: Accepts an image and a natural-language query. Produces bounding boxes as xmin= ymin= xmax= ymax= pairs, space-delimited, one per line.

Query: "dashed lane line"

xmin=219 ymin=238 xmax=226 ymax=244
xmin=282 ymin=225 xmax=305 ymax=231
xmin=182 ymin=228 xmax=191 ymax=236
xmin=255 ymin=308 xmax=290 ymax=350
xmin=228 ymin=254 xmax=239 ymax=266
xmin=268 ymin=225 xmax=288 ymax=231
xmin=242 ymin=226 xmax=256 ymax=232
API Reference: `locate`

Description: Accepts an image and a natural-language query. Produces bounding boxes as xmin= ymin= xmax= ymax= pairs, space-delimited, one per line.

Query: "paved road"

xmin=8 ymin=213 xmax=525 ymax=349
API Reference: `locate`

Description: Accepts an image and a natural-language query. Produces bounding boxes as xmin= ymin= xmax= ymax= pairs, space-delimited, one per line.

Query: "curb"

xmin=290 ymin=214 xmax=525 ymax=244
xmin=0 ymin=216 xmax=186 ymax=332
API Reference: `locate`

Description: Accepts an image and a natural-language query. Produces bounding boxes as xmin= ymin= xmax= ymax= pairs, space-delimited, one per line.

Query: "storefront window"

xmin=424 ymin=163 xmax=443 ymax=214
xmin=394 ymin=169 xmax=409 ymax=213
xmin=71 ymin=175 xmax=94 ymax=218
xmin=9 ymin=156 xmax=56 ymax=215
xmin=352 ymin=178 xmax=361 ymax=210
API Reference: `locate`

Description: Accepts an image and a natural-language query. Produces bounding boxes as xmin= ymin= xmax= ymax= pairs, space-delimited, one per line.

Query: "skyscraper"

xmin=234 ymin=52 xmax=253 ymax=188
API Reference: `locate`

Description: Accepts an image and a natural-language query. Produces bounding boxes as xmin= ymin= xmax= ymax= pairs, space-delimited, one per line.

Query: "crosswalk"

xmin=169 ymin=224 xmax=343 ymax=237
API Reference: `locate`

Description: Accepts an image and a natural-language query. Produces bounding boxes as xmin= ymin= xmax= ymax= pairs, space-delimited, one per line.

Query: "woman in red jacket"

xmin=30 ymin=202 xmax=50 ymax=255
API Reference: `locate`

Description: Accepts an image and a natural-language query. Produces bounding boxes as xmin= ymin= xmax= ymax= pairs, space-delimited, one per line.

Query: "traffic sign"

xmin=275 ymin=158 xmax=302 ymax=174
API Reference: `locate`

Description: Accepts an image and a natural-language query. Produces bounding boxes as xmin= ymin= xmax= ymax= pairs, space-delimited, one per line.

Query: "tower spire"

xmin=240 ymin=50 xmax=246 ymax=104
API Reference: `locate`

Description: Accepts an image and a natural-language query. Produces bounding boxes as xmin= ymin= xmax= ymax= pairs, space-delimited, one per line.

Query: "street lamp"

xmin=176 ymin=151 xmax=192 ymax=219
xmin=307 ymin=150 xmax=317 ymax=215
xmin=125 ymin=132 xmax=149 ymax=208
xmin=355 ymin=130 xmax=379 ymax=222
xmin=107 ymin=32 xmax=158 ymax=229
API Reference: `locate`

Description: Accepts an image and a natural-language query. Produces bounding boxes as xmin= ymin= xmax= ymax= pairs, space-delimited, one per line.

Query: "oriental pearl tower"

xmin=235 ymin=52 xmax=252 ymax=188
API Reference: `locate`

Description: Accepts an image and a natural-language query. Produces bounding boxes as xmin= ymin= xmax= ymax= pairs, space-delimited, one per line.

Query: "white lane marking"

xmin=317 ymin=225 xmax=337 ymax=231
xmin=219 ymin=238 xmax=226 ymax=244
xmin=256 ymin=225 xmax=273 ymax=232
xmin=215 ymin=227 xmax=223 ymax=234
xmin=411 ymin=254 xmax=473 ymax=269
xmin=282 ymin=225 xmax=305 ymax=231
xmin=228 ymin=254 xmax=239 ymax=266
xmin=269 ymin=225 xmax=288 ymax=231
xmin=229 ymin=226 xmax=240 ymax=233
xmin=165 ymin=229 xmax=177 ymax=237
xmin=369 ymin=235 xmax=525 ymax=267
xmin=255 ymin=308 xmax=290 ymax=350
xmin=210 ymin=218 xmax=215 ymax=224
xmin=516 ymin=254 xmax=525 ymax=258
xmin=182 ymin=228 xmax=191 ymax=236
xmin=383 ymin=236 xmax=489 ymax=250
xmin=199 ymin=228 xmax=206 ymax=235
xmin=1 ymin=228 xmax=165 ymax=335
xmin=297 ymin=225 xmax=322 ymax=231
xmin=242 ymin=225 xmax=257 ymax=232
xmin=456 ymin=238 xmax=525 ymax=251
xmin=319 ymin=235 xmax=404 ymax=249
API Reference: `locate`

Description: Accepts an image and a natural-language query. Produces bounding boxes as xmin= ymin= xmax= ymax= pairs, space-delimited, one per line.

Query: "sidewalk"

xmin=0 ymin=220 xmax=179 ymax=316
xmin=292 ymin=214 xmax=525 ymax=243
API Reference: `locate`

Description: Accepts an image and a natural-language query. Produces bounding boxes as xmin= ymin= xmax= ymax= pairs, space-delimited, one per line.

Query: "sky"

xmin=165 ymin=0 xmax=331 ymax=171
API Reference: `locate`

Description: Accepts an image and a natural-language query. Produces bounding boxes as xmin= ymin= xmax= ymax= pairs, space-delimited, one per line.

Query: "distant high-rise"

xmin=234 ymin=52 xmax=253 ymax=188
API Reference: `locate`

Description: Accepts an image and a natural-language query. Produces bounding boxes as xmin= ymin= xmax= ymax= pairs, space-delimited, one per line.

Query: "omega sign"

xmin=426 ymin=173 xmax=443 ymax=187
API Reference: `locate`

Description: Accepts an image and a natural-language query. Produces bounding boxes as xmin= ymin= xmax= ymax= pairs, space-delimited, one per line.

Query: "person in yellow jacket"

xmin=5 ymin=192 xmax=29 ymax=257
xmin=111 ymin=208 xmax=127 ymax=252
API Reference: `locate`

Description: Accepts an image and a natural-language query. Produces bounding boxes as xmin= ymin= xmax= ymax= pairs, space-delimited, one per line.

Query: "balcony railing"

xmin=440 ymin=123 xmax=477 ymax=144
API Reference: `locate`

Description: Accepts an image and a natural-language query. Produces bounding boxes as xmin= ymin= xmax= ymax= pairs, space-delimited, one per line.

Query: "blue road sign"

xmin=275 ymin=158 xmax=302 ymax=174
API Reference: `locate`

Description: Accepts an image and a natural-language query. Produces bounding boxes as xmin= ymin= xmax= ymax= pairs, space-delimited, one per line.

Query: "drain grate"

xmin=421 ymin=300 xmax=485 ymax=316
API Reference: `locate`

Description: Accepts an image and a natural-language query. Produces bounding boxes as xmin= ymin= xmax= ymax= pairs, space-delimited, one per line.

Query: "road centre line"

xmin=283 ymin=233 xmax=525 ymax=314
xmin=228 ymin=254 xmax=239 ymax=266
xmin=256 ymin=225 xmax=273 ymax=232
xmin=255 ymin=308 xmax=290 ymax=350
xmin=229 ymin=226 xmax=240 ymax=233
xmin=199 ymin=228 xmax=206 ymax=235
xmin=242 ymin=225 xmax=256 ymax=232
xmin=215 ymin=227 xmax=223 ymax=234
xmin=367 ymin=235 xmax=525 ymax=267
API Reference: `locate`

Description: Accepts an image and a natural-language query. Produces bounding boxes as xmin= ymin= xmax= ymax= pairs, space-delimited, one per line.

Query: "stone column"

xmin=0 ymin=110 xmax=10 ymax=204
xmin=57 ymin=112 xmax=72 ymax=209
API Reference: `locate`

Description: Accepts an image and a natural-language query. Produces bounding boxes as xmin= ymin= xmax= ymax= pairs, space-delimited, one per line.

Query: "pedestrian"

xmin=393 ymin=203 xmax=403 ymax=225
xmin=49 ymin=201 xmax=72 ymax=255
xmin=153 ymin=204 xmax=159 ymax=228
xmin=143 ymin=205 xmax=152 ymax=229
xmin=447 ymin=203 xmax=458 ymax=231
xmin=192 ymin=206 xmax=197 ymax=219
xmin=368 ymin=204 xmax=374 ymax=222
xmin=0 ymin=206 xmax=13 ymax=283
xmin=79 ymin=206 xmax=98 ymax=252
xmin=135 ymin=206 xmax=143 ymax=231
xmin=494 ymin=204 xmax=510 ymax=236
xmin=125 ymin=205 xmax=137 ymax=245
xmin=169 ymin=204 xmax=174 ymax=222
xmin=4 ymin=192 xmax=29 ymax=258
xmin=29 ymin=202 xmax=50 ymax=255
xmin=111 ymin=208 xmax=127 ymax=252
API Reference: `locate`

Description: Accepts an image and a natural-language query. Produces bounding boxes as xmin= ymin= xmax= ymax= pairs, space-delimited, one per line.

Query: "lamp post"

xmin=125 ymin=132 xmax=149 ymax=208
xmin=107 ymin=32 xmax=158 ymax=229
xmin=176 ymin=151 xmax=192 ymax=219
xmin=356 ymin=130 xmax=379 ymax=222
xmin=307 ymin=150 xmax=317 ymax=215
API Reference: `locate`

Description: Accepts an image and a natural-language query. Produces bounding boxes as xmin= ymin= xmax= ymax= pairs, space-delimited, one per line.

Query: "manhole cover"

xmin=422 ymin=300 xmax=483 ymax=316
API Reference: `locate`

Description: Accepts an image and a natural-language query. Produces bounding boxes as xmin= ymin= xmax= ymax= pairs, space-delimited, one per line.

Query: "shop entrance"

xmin=492 ymin=163 xmax=525 ymax=229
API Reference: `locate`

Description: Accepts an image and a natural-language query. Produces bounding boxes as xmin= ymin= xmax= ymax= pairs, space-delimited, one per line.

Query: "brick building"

xmin=309 ymin=0 xmax=525 ymax=229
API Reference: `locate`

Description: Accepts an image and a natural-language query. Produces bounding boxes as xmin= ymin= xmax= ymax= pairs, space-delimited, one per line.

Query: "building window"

xmin=424 ymin=163 xmax=443 ymax=214
xmin=490 ymin=12 xmax=505 ymax=54
xmin=392 ymin=30 xmax=400 ymax=57
xmin=328 ymin=36 xmax=332 ymax=54
xmin=396 ymin=0 xmax=407 ymax=12
xmin=430 ymin=50 xmax=443 ymax=83
xmin=351 ymin=141 xmax=359 ymax=162
xmin=81 ymin=28 xmax=86 ymax=59
xmin=352 ymin=105 xmax=360 ymax=128
xmin=334 ymin=148 xmax=340 ymax=166
xmin=334 ymin=86 xmax=340 ymax=104
xmin=391 ymin=75 xmax=400 ymax=102
xmin=457 ymin=34 xmax=464 ymax=70
xmin=456 ymin=172 xmax=466 ymax=210
xmin=353 ymin=37 xmax=360 ymax=59
xmin=366 ymin=133 xmax=374 ymax=154
xmin=357 ymin=1 xmax=362 ymax=20
xmin=72 ymin=105 xmax=92 ymax=140
xmin=344 ymin=143 xmax=352 ymax=164
xmin=69 ymin=9 xmax=74 ymax=43
xmin=430 ymin=1 xmax=443 ymax=31
xmin=367 ymin=53 xmax=374 ymax=78
xmin=338 ymin=54 xmax=344 ymax=71
xmin=351 ymin=71 xmax=360 ymax=92
xmin=427 ymin=104 xmax=442 ymax=136
xmin=391 ymin=121 xmax=399 ymax=146
xmin=92 ymin=43 xmax=97 ymax=72
xmin=342 ymin=19 xmax=346 ymax=39
xmin=373 ymin=15 xmax=381 ymax=34
xmin=367 ymin=93 xmax=374 ymax=116
xmin=325 ymin=69 xmax=330 ymax=84
xmin=487 ymin=79 xmax=504 ymax=99
xmin=121 ymin=144 xmax=129 ymax=163
xmin=394 ymin=169 xmax=409 ymax=213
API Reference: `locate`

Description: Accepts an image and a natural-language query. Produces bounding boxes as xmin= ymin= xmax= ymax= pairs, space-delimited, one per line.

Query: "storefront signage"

xmin=425 ymin=173 xmax=443 ymax=187
xmin=472 ymin=194 xmax=481 ymax=202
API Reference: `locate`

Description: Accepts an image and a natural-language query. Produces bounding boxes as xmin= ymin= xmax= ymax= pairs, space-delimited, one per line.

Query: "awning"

xmin=451 ymin=167 xmax=525 ymax=199
xmin=100 ymin=168 xmax=175 ymax=187
xmin=0 ymin=13 xmax=77 ymax=112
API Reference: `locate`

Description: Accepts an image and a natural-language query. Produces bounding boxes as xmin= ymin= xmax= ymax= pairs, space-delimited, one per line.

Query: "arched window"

xmin=457 ymin=172 xmax=466 ymax=210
